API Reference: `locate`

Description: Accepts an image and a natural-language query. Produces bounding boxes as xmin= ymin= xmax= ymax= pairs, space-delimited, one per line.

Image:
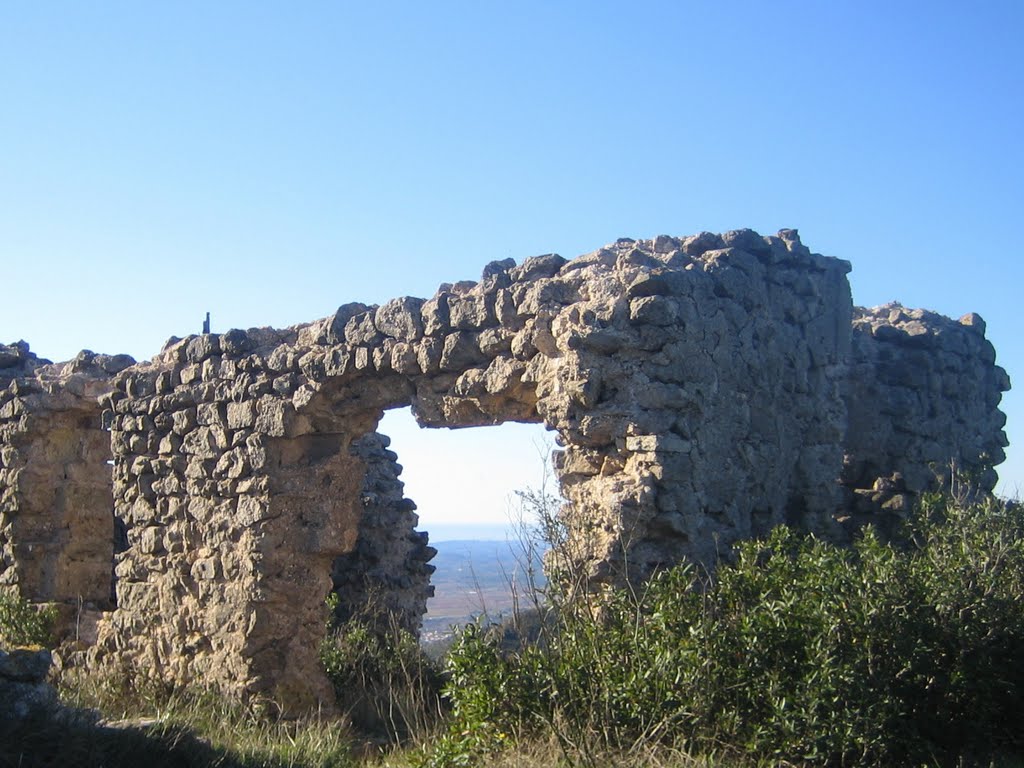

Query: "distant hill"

xmin=422 ymin=539 xmax=546 ymax=644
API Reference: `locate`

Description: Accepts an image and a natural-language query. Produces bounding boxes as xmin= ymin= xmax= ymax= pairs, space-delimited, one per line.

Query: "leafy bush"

xmin=0 ymin=590 xmax=56 ymax=647
xmin=426 ymin=492 xmax=1024 ymax=767
xmin=320 ymin=598 xmax=446 ymax=744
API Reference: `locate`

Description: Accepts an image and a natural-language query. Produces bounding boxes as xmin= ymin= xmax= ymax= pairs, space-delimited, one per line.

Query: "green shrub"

xmin=320 ymin=600 xmax=446 ymax=745
xmin=0 ymin=591 xmax=56 ymax=647
xmin=426 ymin=492 xmax=1024 ymax=767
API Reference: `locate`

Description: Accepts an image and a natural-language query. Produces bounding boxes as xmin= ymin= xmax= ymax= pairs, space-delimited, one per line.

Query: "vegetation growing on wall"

xmin=0 ymin=591 xmax=55 ymax=647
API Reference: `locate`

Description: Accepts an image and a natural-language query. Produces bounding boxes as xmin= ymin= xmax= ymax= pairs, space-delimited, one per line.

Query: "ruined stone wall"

xmin=549 ymin=229 xmax=853 ymax=576
xmin=842 ymin=304 xmax=1011 ymax=530
xmin=0 ymin=228 xmax=1010 ymax=713
xmin=330 ymin=432 xmax=436 ymax=634
xmin=0 ymin=344 xmax=133 ymax=611
xmin=82 ymin=228 xmax=868 ymax=710
xmin=90 ymin=332 xmax=359 ymax=709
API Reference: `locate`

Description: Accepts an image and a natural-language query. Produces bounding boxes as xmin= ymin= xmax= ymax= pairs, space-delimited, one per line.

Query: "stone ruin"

xmin=0 ymin=345 xmax=135 ymax=614
xmin=0 ymin=229 xmax=1011 ymax=712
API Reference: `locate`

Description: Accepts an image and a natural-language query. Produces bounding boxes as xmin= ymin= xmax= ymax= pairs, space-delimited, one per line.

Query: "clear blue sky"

xmin=2 ymin=2 xmax=1021 ymax=529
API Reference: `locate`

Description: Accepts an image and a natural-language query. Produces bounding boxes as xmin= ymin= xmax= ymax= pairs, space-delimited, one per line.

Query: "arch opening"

xmin=370 ymin=407 xmax=557 ymax=641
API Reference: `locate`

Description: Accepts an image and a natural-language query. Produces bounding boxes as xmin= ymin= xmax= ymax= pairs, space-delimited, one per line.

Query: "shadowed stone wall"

xmin=330 ymin=432 xmax=436 ymax=634
xmin=0 ymin=229 xmax=1010 ymax=712
xmin=841 ymin=304 xmax=1011 ymax=530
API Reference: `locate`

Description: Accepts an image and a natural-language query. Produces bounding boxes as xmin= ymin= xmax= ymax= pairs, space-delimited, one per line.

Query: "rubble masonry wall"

xmin=0 ymin=228 xmax=1010 ymax=712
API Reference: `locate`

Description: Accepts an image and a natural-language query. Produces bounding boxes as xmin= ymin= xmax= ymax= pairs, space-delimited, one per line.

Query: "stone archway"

xmin=1 ymin=228 xmax=1006 ymax=714
xmin=88 ymin=230 xmax=862 ymax=710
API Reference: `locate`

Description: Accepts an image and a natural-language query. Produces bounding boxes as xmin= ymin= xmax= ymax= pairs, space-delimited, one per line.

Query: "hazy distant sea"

xmin=426 ymin=522 xmax=522 ymax=542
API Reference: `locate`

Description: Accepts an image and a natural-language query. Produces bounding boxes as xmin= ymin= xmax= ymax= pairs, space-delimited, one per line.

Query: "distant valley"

xmin=421 ymin=538 xmax=546 ymax=645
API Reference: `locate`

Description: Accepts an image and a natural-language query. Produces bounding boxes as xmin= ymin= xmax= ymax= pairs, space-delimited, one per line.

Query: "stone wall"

xmin=0 ymin=344 xmax=133 ymax=610
xmin=549 ymin=229 xmax=853 ymax=577
xmin=0 ymin=228 xmax=1010 ymax=713
xmin=841 ymin=304 xmax=1011 ymax=531
xmin=330 ymin=432 xmax=436 ymax=634
xmin=88 ymin=228 xmax=861 ymax=710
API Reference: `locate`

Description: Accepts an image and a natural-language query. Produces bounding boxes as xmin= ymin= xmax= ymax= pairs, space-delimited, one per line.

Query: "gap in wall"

xmin=377 ymin=407 xmax=556 ymax=642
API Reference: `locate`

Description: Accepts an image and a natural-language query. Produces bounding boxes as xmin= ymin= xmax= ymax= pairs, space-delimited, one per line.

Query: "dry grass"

xmin=377 ymin=734 xmax=762 ymax=768
xmin=6 ymin=660 xmax=749 ymax=768
xmin=21 ymin=663 xmax=358 ymax=768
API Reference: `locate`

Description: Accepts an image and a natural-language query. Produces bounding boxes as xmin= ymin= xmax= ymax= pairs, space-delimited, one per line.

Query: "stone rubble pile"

xmin=0 ymin=229 xmax=1010 ymax=713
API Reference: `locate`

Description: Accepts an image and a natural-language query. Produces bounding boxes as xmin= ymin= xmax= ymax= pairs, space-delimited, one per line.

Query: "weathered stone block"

xmin=440 ymin=332 xmax=485 ymax=371
xmin=421 ymin=295 xmax=451 ymax=336
xmin=344 ymin=312 xmax=381 ymax=346
xmin=255 ymin=398 xmax=290 ymax=437
xmin=629 ymin=295 xmax=678 ymax=326
xmin=186 ymin=335 xmax=221 ymax=364
xmin=448 ymin=293 xmax=495 ymax=330
xmin=376 ymin=297 xmax=426 ymax=341
xmin=326 ymin=302 xmax=372 ymax=344
xmin=510 ymin=253 xmax=566 ymax=282
xmin=236 ymin=494 xmax=269 ymax=526
xmin=221 ymin=329 xmax=256 ymax=356
xmin=227 ymin=401 xmax=256 ymax=429
xmin=390 ymin=342 xmax=419 ymax=375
